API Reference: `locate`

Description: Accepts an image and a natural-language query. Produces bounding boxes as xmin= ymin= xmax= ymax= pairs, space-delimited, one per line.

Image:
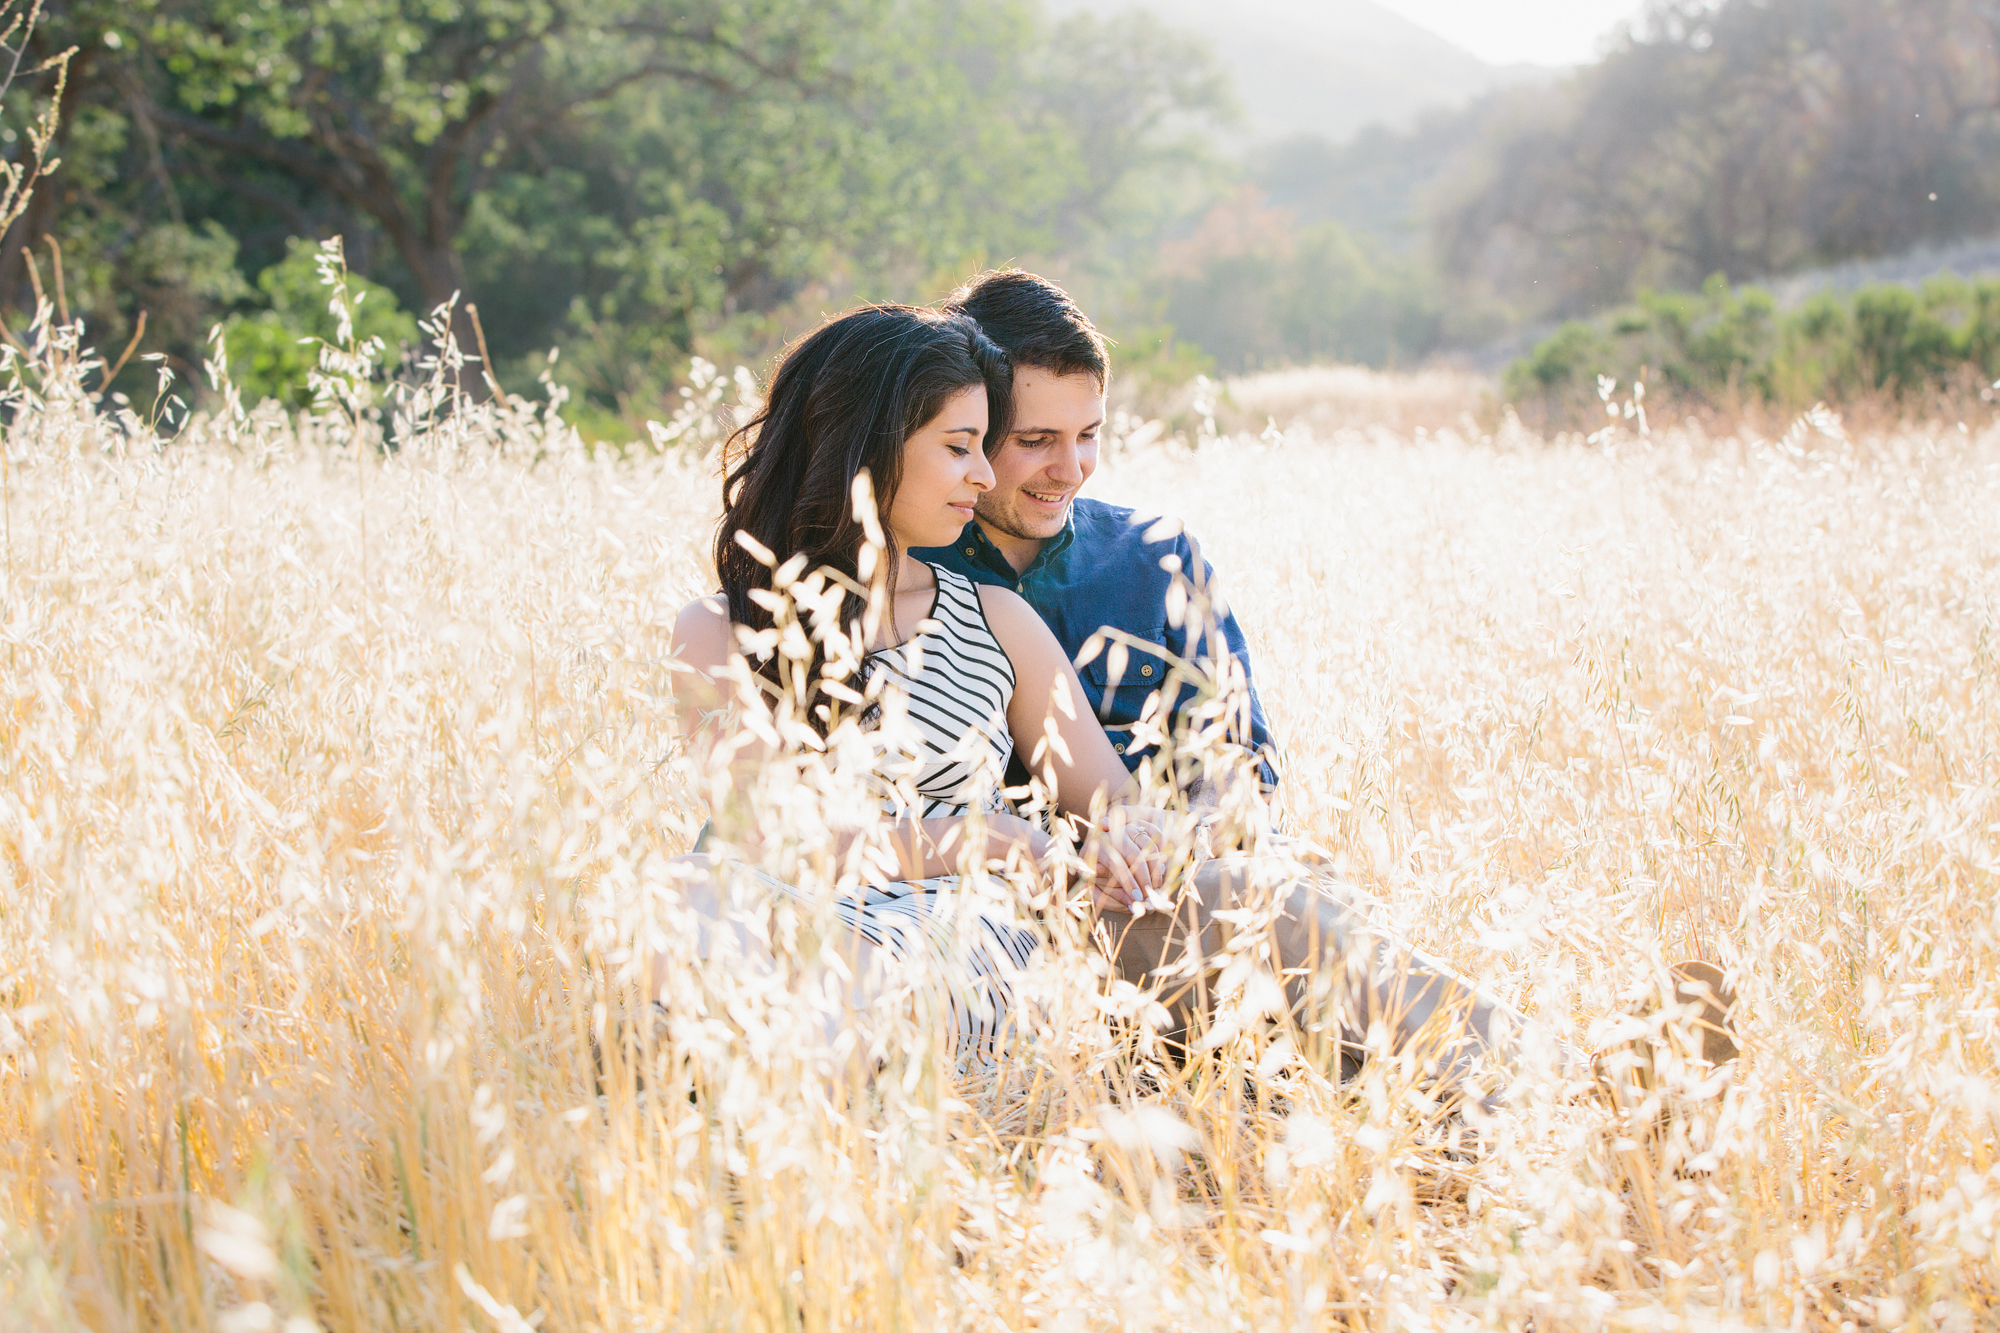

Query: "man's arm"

xmin=1181 ymin=533 xmax=1281 ymax=791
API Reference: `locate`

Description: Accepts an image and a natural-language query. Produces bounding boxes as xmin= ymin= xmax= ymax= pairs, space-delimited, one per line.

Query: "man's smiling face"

xmin=973 ymin=367 xmax=1106 ymax=572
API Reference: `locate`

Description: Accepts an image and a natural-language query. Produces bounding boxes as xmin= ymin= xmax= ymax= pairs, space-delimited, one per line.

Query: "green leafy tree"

xmin=1436 ymin=0 xmax=2000 ymax=320
xmin=1157 ymin=188 xmax=1442 ymax=373
xmin=7 ymin=0 xmax=1235 ymax=419
xmin=480 ymin=0 xmax=1086 ymax=416
xmin=129 ymin=0 xmax=896 ymax=368
xmin=0 ymin=1 xmax=321 ymax=389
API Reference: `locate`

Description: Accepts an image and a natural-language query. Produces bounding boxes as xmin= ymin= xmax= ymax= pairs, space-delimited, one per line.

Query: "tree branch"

xmin=607 ymin=19 xmax=852 ymax=97
xmin=148 ymin=102 xmax=428 ymax=271
xmin=423 ymin=47 xmax=545 ymax=248
xmin=420 ymin=28 xmax=551 ymax=244
xmin=544 ymin=58 xmax=746 ymax=118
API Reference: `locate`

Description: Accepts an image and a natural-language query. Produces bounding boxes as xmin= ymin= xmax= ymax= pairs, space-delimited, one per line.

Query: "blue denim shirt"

xmin=913 ymin=497 xmax=1279 ymax=788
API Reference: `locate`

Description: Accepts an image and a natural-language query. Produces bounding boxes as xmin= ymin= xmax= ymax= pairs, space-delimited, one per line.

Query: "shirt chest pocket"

xmin=1076 ymin=626 xmax=1173 ymax=736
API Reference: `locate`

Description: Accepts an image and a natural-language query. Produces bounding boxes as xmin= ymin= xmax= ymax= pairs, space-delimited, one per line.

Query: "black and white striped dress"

xmin=867 ymin=564 xmax=1016 ymax=820
xmin=766 ymin=565 xmax=1043 ymax=1053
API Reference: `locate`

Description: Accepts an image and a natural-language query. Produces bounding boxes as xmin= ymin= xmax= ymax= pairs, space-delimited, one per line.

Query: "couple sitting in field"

xmin=664 ymin=270 xmax=1725 ymax=1110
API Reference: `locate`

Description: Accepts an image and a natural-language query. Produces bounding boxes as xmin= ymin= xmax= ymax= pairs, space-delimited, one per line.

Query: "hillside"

xmin=1046 ymin=0 xmax=1552 ymax=141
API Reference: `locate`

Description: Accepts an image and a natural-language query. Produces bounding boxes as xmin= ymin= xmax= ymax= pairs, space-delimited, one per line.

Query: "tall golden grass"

xmin=3 ymin=292 xmax=1998 ymax=1330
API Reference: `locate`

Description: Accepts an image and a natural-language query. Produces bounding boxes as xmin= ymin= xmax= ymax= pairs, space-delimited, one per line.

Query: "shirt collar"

xmin=962 ymin=510 xmax=1076 ymax=584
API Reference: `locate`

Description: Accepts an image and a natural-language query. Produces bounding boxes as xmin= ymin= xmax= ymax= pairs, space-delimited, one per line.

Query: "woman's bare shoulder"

xmin=973 ymin=583 xmax=1064 ymax=665
xmin=672 ymin=595 xmax=732 ymax=674
xmin=972 ymin=582 xmax=1035 ymax=634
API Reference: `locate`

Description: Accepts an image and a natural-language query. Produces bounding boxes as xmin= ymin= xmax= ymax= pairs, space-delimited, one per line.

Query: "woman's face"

xmin=884 ymin=384 xmax=994 ymax=551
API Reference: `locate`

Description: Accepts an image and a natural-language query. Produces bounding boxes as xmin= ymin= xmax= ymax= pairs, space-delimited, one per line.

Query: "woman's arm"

xmin=669 ymin=595 xmax=737 ymax=708
xmin=977 ymin=586 xmax=1174 ymax=909
xmin=669 ymin=595 xmax=766 ymax=766
xmin=672 ymin=597 xmax=1066 ymax=888
xmin=978 ymin=586 xmax=1138 ymax=812
xmin=668 ymin=596 xmax=777 ymax=855
xmin=878 ymin=813 xmax=1057 ymax=883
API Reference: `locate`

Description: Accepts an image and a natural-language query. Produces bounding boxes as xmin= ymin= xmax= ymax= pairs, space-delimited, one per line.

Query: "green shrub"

xmin=1850 ymin=285 xmax=1956 ymax=393
xmin=222 ymin=240 xmax=419 ymax=407
xmin=1508 ymin=272 xmax=2000 ymax=417
xmin=1514 ymin=321 xmax=1615 ymax=392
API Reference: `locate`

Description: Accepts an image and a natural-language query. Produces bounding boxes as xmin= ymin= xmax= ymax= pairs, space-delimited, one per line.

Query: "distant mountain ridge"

xmin=1045 ymin=0 xmax=1554 ymax=142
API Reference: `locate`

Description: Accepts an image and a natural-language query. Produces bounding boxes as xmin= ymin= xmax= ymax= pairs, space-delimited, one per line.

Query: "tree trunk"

xmin=0 ymin=171 xmax=61 ymax=317
xmin=400 ymin=238 xmax=494 ymax=397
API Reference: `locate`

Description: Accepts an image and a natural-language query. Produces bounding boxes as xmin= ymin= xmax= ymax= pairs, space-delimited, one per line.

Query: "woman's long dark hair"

xmin=715 ymin=305 xmax=1011 ymax=732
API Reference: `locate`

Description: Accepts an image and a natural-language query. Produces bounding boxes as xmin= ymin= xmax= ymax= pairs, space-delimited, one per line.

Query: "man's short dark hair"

xmin=945 ymin=268 xmax=1109 ymax=386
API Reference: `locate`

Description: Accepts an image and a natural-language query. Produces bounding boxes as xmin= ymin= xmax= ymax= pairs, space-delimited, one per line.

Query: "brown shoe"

xmin=1668 ymin=960 xmax=1738 ymax=1067
xmin=1592 ymin=959 xmax=1739 ymax=1159
xmin=591 ymin=1000 xmax=674 ymax=1095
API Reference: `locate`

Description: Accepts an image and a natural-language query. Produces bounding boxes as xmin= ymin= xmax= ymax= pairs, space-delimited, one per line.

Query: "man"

xmin=906 ymin=270 xmax=1547 ymax=1101
xmin=914 ymin=269 xmax=1278 ymax=801
xmin=915 ymin=270 xmax=1734 ymax=1111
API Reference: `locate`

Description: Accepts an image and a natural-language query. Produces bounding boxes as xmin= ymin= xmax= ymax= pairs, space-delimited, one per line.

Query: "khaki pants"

xmin=1097 ymin=853 xmax=1570 ymax=1106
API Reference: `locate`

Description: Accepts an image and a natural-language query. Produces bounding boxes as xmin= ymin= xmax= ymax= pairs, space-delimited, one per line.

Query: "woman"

xmin=663 ymin=305 xmax=1167 ymax=1053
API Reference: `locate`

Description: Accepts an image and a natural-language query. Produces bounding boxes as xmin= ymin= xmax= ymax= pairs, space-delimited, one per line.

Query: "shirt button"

xmin=1113 ymin=743 xmax=1126 ymax=754
xmin=1140 ymin=664 xmax=1154 ymax=677
xmin=964 ymin=546 xmax=975 ymax=556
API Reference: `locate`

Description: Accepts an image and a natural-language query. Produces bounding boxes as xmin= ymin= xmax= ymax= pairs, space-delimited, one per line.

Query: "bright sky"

xmin=1373 ymin=0 xmax=1651 ymax=66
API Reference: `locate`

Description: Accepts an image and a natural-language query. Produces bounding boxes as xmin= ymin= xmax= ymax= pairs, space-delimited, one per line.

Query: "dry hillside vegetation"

xmin=3 ymin=329 xmax=1998 ymax=1329
xmin=1221 ymin=363 xmax=1490 ymax=435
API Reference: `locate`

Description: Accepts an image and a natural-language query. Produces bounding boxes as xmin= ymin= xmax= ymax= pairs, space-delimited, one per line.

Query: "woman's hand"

xmin=873 ymin=811 xmax=1058 ymax=885
xmin=1078 ymin=814 xmax=1173 ymax=914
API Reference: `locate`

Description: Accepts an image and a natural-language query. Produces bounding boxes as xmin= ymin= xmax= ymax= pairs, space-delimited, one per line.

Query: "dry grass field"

xmin=1219 ymin=363 xmax=1493 ymax=436
xmin=3 ymin=321 xmax=1999 ymax=1331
